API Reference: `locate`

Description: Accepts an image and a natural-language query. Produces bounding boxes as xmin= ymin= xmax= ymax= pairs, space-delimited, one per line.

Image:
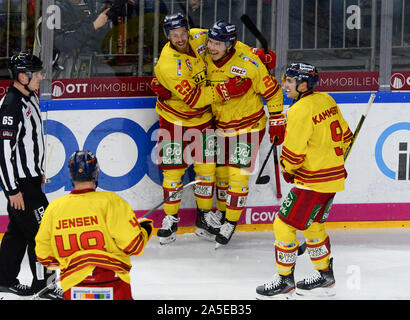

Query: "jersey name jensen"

xmin=312 ymin=106 xmax=339 ymax=125
xmin=56 ymin=216 xmax=99 ymax=230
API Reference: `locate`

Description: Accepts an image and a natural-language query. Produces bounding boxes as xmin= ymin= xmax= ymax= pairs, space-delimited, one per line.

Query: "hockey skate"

xmin=0 ymin=283 xmax=33 ymax=300
xmin=37 ymin=287 xmax=64 ymax=300
xmin=256 ymin=271 xmax=296 ymax=300
xmin=296 ymin=258 xmax=336 ymax=297
xmin=215 ymin=220 xmax=237 ymax=249
xmin=195 ymin=209 xmax=224 ymax=241
xmin=157 ymin=214 xmax=180 ymax=245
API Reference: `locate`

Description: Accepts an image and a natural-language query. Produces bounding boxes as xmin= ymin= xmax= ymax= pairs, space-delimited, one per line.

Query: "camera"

xmin=104 ymin=0 xmax=128 ymax=21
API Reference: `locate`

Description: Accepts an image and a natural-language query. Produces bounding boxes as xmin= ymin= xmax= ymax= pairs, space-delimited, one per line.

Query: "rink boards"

xmin=0 ymin=91 xmax=409 ymax=232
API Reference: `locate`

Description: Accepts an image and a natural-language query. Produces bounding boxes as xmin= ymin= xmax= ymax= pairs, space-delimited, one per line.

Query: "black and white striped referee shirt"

xmin=0 ymin=84 xmax=45 ymax=196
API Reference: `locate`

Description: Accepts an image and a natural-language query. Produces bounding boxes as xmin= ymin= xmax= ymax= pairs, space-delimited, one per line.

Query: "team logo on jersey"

xmin=230 ymin=66 xmax=247 ymax=76
xmin=176 ymin=59 xmax=182 ymax=76
xmin=186 ymin=59 xmax=192 ymax=71
xmin=242 ymin=56 xmax=259 ymax=67
xmin=196 ymin=44 xmax=206 ymax=55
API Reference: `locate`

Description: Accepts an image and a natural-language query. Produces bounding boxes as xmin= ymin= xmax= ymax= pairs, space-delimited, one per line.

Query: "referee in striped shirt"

xmin=0 ymin=53 xmax=61 ymax=299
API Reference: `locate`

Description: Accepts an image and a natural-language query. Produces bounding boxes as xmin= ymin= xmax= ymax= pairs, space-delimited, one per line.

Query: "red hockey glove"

xmin=269 ymin=113 xmax=286 ymax=145
xmin=216 ymin=76 xmax=253 ymax=102
xmin=150 ymin=77 xmax=171 ymax=100
xmin=282 ymin=171 xmax=294 ymax=184
xmin=251 ymin=47 xmax=276 ymax=70
xmin=137 ymin=217 xmax=154 ymax=241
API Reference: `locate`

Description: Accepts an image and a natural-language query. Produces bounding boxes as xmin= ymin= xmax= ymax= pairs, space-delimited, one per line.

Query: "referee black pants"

xmin=0 ymin=176 xmax=55 ymax=292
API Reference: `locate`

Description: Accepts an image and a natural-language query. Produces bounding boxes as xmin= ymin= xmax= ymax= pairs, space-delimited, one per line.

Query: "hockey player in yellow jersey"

xmin=256 ymin=63 xmax=353 ymax=299
xmin=203 ymin=20 xmax=284 ymax=248
xmin=152 ymin=13 xmax=253 ymax=244
xmin=35 ymin=151 xmax=153 ymax=300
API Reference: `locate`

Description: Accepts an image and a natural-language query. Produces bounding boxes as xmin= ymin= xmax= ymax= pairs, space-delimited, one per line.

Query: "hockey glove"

xmin=282 ymin=171 xmax=295 ymax=184
xmin=137 ymin=217 xmax=154 ymax=241
xmin=251 ymin=47 xmax=276 ymax=70
xmin=269 ymin=113 xmax=286 ymax=145
xmin=151 ymin=77 xmax=172 ymax=100
xmin=215 ymin=76 xmax=252 ymax=102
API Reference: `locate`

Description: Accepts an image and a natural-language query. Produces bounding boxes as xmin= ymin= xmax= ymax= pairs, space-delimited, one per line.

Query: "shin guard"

xmin=306 ymin=236 xmax=331 ymax=271
xmin=193 ymin=162 xmax=216 ymax=211
xmin=275 ymin=242 xmax=298 ymax=276
xmin=162 ymin=168 xmax=185 ymax=215
xmin=216 ymin=166 xmax=229 ymax=212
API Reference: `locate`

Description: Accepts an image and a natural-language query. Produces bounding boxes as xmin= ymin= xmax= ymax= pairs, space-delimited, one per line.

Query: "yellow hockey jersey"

xmin=154 ymin=28 xmax=221 ymax=127
xmin=205 ymin=42 xmax=283 ymax=136
xmin=35 ymin=189 xmax=149 ymax=292
xmin=280 ymin=92 xmax=353 ymax=193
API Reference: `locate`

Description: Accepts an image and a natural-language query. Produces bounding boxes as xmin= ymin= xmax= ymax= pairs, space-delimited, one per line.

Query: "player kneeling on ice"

xmin=205 ymin=20 xmax=284 ymax=248
xmin=35 ymin=151 xmax=153 ymax=300
xmin=256 ymin=63 xmax=353 ymax=299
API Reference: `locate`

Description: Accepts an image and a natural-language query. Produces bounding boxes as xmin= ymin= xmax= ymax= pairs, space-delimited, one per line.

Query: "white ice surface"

xmin=13 ymin=228 xmax=410 ymax=300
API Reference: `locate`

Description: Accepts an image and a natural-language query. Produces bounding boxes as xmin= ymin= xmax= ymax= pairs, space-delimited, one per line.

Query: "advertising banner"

xmin=0 ymin=92 xmax=408 ymax=232
xmin=1 ymin=71 xmax=410 ymax=100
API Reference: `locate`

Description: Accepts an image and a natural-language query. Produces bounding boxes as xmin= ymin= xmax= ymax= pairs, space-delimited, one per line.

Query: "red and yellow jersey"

xmin=154 ymin=28 xmax=220 ymax=127
xmin=35 ymin=189 xmax=149 ymax=292
xmin=280 ymin=92 xmax=353 ymax=193
xmin=205 ymin=41 xmax=283 ymax=136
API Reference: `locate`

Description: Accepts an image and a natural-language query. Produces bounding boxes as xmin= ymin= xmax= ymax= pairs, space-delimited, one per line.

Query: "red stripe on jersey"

xmin=281 ymin=146 xmax=305 ymax=165
xmin=262 ymin=82 xmax=280 ymax=100
xmin=157 ymin=99 xmax=210 ymax=119
xmin=216 ymin=108 xmax=265 ymax=130
xmin=296 ymin=165 xmax=346 ymax=183
xmin=123 ymin=234 xmax=145 ymax=256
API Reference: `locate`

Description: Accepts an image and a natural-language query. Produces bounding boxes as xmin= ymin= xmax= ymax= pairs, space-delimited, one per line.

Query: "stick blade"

xmin=255 ymin=175 xmax=270 ymax=185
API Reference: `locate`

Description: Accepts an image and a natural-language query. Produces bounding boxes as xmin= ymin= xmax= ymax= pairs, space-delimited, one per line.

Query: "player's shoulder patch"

xmin=193 ymin=30 xmax=207 ymax=39
xmin=242 ymin=56 xmax=259 ymax=67
xmin=190 ymin=28 xmax=208 ymax=39
xmin=0 ymin=129 xmax=16 ymax=140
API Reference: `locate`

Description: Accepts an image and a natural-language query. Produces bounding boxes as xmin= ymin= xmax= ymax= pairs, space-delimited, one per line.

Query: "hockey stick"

xmin=255 ymin=137 xmax=276 ymax=185
xmin=143 ymin=180 xmax=201 ymax=218
xmin=240 ymin=14 xmax=282 ymax=199
xmin=240 ymin=14 xmax=268 ymax=53
xmin=271 ymin=140 xmax=282 ymax=198
xmin=344 ymin=93 xmax=376 ymax=160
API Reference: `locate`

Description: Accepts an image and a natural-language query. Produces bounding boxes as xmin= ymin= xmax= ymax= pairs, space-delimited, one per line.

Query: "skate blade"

xmin=215 ymin=242 xmax=226 ymax=250
xmin=159 ymin=233 xmax=176 ymax=245
xmin=256 ymin=291 xmax=296 ymax=300
xmin=295 ymin=285 xmax=336 ymax=297
xmin=195 ymin=228 xmax=216 ymax=242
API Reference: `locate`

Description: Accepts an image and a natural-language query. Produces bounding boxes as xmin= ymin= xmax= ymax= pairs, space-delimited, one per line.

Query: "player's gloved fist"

xmin=137 ymin=217 xmax=154 ymax=240
xmin=150 ymin=77 xmax=171 ymax=100
xmin=251 ymin=47 xmax=276 ymax=70
xmin=216 ymin=76 xmax=252 ymax=102
xmin=282 ymin=171 xmax=294 ymax=184
xmin=269 ymin=113 xmax=286 ymax=145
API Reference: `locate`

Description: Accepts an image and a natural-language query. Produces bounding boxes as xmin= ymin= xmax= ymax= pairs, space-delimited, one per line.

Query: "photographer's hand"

xmin=93 ymin=8 xmax=109 ymax=30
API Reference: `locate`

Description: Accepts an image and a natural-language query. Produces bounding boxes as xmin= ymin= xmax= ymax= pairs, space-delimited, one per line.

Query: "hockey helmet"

xmin=208 ymin=20 xmax=237 ymax=47
xmin=68 ymin=150 xmax=100 ymax=183
xmin=8 ymin=52 xmax=43 ymax=80
xmin=284 ymin=62 xmax=319 ymax=90
xmin=163 ymin=12 xmax=189 ymax=36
